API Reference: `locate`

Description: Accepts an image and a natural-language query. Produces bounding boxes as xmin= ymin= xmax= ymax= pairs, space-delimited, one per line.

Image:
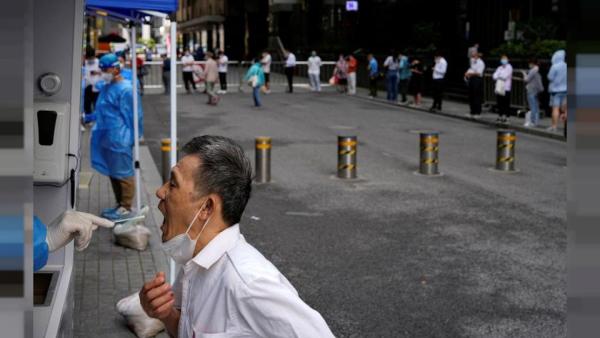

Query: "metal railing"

xmin=140 ymin=60 xmax=338 ymax=92
xmin=483 ymin=68 xmax=528 ymax=115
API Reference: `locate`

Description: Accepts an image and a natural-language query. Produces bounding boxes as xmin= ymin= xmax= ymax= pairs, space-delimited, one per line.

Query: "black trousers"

xmin=398 ymin=79 xmax=409 ymax=102
xmin=285 ymin=67 xmax=294 ymax=92
xmin=182 ymin=71 xmax=196 ymax=91
xmin=84 ymin=85 xmax=99 ymax=115
xmin=369 ymin=76 xmax=378 ymax=97
xmin=219 ymin=72 xmax=227 ymax=90
xmin=468 ymin=76 xmax=483 ymax=115
xmin=162 ymin=71 xmax=170 ymax=93
xmin=496 ymin=91 xmax=511 ymax=117
xmin=431 ymin=79 xmax=444 ymax=110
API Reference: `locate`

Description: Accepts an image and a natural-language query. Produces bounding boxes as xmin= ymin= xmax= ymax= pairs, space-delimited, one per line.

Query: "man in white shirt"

xmin=217 ymin=50 xmax=228 ymax=94
xmin=260 ymin=50 xmax=272 ymax=93
xmin=430 ymin=51 xmax=448 ymax=112
xmin=284 ymin=49 xmax=296 ymax=93
xmin=464 ymin=51 xmax=485 ymax=117
xmin=307 ymin=51 xmax=322 ymax=92
xmin=140 ymin=135 xmax=334 ymax=338
xmin=181 ymin=50 xmax=197 ymax=93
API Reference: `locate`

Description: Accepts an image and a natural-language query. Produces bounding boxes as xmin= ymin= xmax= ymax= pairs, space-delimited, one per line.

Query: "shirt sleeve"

xmin=237 ymin=277 xmax=335 ymax=338
xmin=33 ymin=216 xmax=49 ymax=271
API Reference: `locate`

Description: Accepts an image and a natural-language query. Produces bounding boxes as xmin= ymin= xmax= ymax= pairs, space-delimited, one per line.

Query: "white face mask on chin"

xmin=161 ymin=201 xmax=211 ymax=264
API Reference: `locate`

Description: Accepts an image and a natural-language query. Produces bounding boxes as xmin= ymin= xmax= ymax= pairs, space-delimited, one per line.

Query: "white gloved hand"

xmin=46 ymin=210 xmax=115 ymax=252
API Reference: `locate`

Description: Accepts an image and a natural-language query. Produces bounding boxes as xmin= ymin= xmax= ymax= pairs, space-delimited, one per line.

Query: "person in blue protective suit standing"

xmin=91 ymin=53 xmax=143 ymax=221
xmin=34 ymin=211 xmax=114 ymax=271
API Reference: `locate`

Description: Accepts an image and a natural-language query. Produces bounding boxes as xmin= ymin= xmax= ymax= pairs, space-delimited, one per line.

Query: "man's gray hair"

xmin=182 ymin=135 xmax=252 ymax=225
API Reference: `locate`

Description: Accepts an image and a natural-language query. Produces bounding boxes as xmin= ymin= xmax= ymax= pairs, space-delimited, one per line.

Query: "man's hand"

xmin=46 ymin=210 xmax=114 ymax=252
xmin=140 ymin=272 xmax=176 ymax=320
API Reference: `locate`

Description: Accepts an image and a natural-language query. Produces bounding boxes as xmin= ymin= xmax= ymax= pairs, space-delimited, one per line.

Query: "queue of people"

xmin=137 ymin=45 xmax=567 ymax=132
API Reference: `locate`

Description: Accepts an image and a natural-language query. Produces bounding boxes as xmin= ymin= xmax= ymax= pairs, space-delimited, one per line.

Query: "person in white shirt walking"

xmin=284 ymin=49 xmax=296 ymax=93
xmin=181 ymin=50 xmax=197 ymax=93
xmin=261 ymin=50 xmax=272 ymax=93
xmin=307 ymin=51 xmax=322 ymax=92
xmin=464 ymin=51 xmax=485 ymax=118
xmin=139 ymin=135 xmax=335 ymax=338
xmin=492 ymin=54 xmax=513 ymax=123
xmin=430 ymin=51 xmax=448 ymax=112
xmin=217 ymin=49 xmax=229 ymax=94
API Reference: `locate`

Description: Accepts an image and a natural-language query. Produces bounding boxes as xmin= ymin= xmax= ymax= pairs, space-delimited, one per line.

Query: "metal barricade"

xmin=483 ymin=68 xmax=528 ymax=115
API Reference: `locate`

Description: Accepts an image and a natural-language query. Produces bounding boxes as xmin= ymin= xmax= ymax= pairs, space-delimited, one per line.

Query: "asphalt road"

xmin=142 ymin=88 xmax=566 ymax=337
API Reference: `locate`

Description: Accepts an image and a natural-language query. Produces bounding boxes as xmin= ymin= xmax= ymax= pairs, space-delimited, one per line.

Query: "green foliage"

xmin=491 ymin=39 xmax=565 ymax=59
xmin=490 ymin=18 xmax=564 ymax=59
xmin=139 ymin=38 xmax=156 ymax=50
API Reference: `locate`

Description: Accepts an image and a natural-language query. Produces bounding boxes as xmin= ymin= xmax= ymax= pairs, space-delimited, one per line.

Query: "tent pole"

xmin=169 ymin=20 xmax=177 ymax=284
xmin=131 ymin=24 xmax=142 ymax=213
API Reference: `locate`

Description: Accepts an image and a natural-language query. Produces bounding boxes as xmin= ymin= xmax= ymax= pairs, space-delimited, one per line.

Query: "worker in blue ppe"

xmin=91 ymin=53 xmax=143 ymax=221
xmin=33 ymin=211 xmax=114 ymax=271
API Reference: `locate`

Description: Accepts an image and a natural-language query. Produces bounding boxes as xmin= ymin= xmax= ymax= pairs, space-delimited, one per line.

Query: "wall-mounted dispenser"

xmin=33 ymin=102 xmax=70 ymax=183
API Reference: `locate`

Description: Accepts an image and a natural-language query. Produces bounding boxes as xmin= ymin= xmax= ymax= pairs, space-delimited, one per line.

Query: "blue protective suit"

xmin=91 ymin=78 xmax=143 ymax=179
xmin=34 ymin=216 xmax=48 ymax=271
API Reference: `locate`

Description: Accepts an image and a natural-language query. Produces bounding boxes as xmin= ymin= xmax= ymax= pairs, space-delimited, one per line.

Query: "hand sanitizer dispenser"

xmin=34 ymin=101 xmax=70 ymax=183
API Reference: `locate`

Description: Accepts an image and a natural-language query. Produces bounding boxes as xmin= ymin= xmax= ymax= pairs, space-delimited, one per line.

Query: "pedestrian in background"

xmin=181 ymin=50 xmax=197 ymax=94
xmin=383 ymin=51 xmax=399 ymax=102
xmin=397 ymin=52 xmax=412 ymax=104
xmin=467 ymin=43 xmax=479 ymax=63
xmin=261 ymin=50 xmax=272 ymax=94
xmin=409 ymin=58 xmax=424 ymax=107
xmin=161 ymin=53 xmax=170 ymax=95
xmin=430 ymin=51 xmax=447 ymax=112
xmin=464 ymin=51 xmax=485 ymax=118
xmin=194 ymin=45 xmax=205 ymax=61
xmin=83 ymin=46 xmax=100 ymax=115
xmin=334 ymin=53 xmax=348 ymax=93
xmin=284 ymin=49 xmax=296 ymax=93
xmin=307 ymin=51 xmax=322 ymax=92
xmin=346 ymin=54 xmax=358 ymax=95
xmin=547 ymin=49 xmax=567 ymax=133
xmin=524 ymin=57 xmax=544 ymax=127
xmin=217 ymin=49 xmax=229 ymax=94
xmin=492 ymin=54 xmax=513 ymax=123
xmin=244 ymin=57 xmax=266 ymax=107
xmin=367 ymin=53 xmax=379 ymax=98
xmin=204 ymin=51 xmax=219 ymax=105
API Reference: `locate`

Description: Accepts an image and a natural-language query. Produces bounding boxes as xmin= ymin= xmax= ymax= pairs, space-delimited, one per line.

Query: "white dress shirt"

xmin=84 ymin=58 xmax=101 ymax=92
xmin=181 ymin=55 xmax=195 ymax=72
xmin=218 ymin=55 xmax=228 ymax=73
xmin=173 ymin=224 xmax=334 ymax=338
xmin=285 ymin=53 xmax=296 ymax=68
xmin=433 ymin=57 xmax=448 ymax=80
xmin=307 ymin=56 xmax=322 ymax=74
xmin=261 ymin=54 xmax=271 ymax=73
xmin=467 ymin=58 xmax=485 ymax=76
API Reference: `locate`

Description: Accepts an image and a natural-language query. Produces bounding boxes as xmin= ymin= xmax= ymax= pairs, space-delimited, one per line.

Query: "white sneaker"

xmin=523 ymin=122 xmax=532 ymax=127
xmin=546 ymin=126 xmax=558 ymax=132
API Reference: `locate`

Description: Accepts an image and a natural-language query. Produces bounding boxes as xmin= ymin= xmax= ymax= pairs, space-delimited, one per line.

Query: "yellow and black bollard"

xmin=255 ymin=137 xmax=272 ymax=183
xmin=337 ymin=136 xmax=357 ymax=179
xmin=161 ymin=138 xmax=171 ymax=183
xmin=419 ymin=132 xmax=440 ymax=175
xmin=495 ymin=130 xmax=517 ymax=172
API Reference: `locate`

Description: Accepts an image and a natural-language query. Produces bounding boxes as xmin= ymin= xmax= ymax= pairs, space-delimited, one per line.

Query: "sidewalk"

xmin=350 ymin=86 xmax=566 ymax=141
xmin=73 ymin=129 xmax=169 ymax=337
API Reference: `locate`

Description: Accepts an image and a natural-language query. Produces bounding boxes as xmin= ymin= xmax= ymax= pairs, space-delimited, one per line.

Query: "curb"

xmin=349 ymin=94 xmax=567 ymax=142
